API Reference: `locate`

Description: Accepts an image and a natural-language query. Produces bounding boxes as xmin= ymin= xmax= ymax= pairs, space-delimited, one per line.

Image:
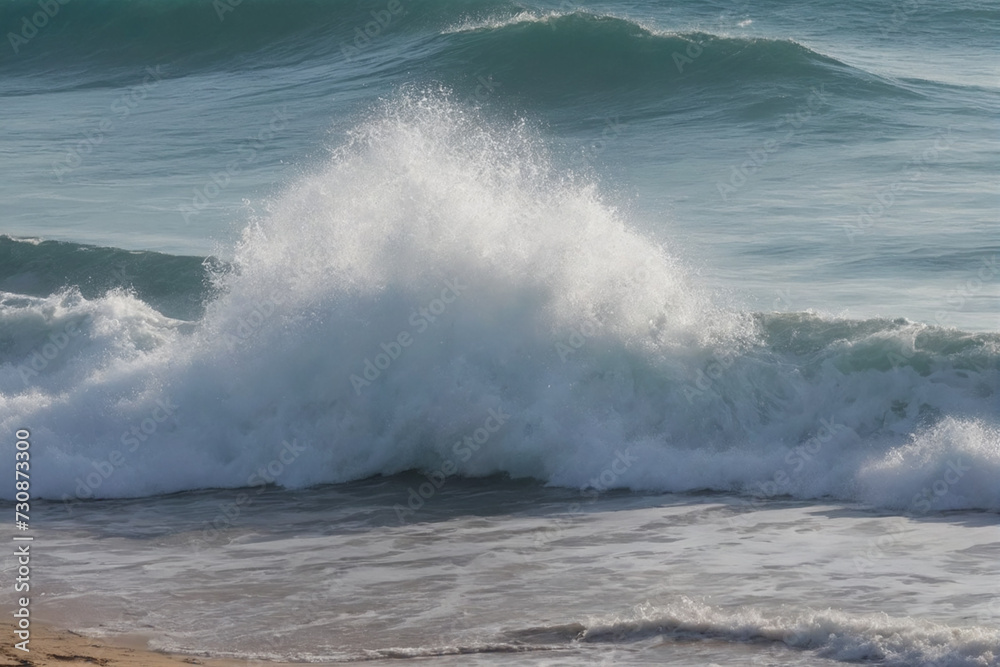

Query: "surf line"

xmin=853 ymin=456 xmax=971 ymax=572
xmin=727 ymin=416 xmax=849 ymax=530
xmin=393 ymin=407 xmax=510 ymax=524
xmin=59 ymin=398 xmax=179 ymax=514
xmin=192 ymin=437 xmax=307 ymax=552
xmin=527 ymin=448 xmax=638 ymax=554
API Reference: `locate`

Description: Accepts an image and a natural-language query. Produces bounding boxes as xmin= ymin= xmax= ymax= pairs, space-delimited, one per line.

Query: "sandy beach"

xmin=0 ymin=621 xmax=290 ymax=667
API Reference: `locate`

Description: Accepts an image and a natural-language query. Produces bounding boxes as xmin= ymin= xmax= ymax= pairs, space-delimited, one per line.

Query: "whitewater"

xmin=1 ymin=0 xmax=997 ymax=664
xmin=3 ymin=94 xmax=996 ymax=511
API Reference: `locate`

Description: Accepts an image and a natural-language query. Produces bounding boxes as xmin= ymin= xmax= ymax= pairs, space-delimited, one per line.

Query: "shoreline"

xmin=0 ymin=620 xmax=296 ymax=667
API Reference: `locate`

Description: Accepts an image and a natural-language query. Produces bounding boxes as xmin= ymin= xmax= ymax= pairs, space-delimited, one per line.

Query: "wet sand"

xmin=0 ymin=620 xmax=294 ymax=667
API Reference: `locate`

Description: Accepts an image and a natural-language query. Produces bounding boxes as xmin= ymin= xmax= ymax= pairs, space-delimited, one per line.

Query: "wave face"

xmin=0 ymin=0 xmax=512 ymax=79
xmin=0 ymin=236 xmax=215 ymax=321
xmin=1 ymin=0 xmax=910 ymax=113
xmin=1 ymin=92 xmax=998 ymax=507
xmin=434 ymin=12 xmax=890 ymax=104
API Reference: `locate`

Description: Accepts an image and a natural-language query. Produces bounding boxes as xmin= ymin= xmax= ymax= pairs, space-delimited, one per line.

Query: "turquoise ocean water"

xmin=1 ymin=1 xmax=998 ymax=664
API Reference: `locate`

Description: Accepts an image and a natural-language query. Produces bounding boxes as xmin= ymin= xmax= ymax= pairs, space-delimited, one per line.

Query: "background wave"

xmin=433 ymin=12 xmax=905 ymax=104
xmin=0 ymin=0 xmax=511 ymax=81
xmin=2 ymin=1 xmax=913 ymax=112
xmin=0 ymin=236 xmax=216 ymax=320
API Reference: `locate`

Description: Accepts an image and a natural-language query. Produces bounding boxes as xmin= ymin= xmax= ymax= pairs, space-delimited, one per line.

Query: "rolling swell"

xmin=428 ymin=12 xmax=919 ymax=114
xmin=2 ymin=1 xmax=913 ymax=110
xmin=0 ymin=236 xmax=216 ymax=320
xmin=0 ymin=0 xmax=513 ymax=81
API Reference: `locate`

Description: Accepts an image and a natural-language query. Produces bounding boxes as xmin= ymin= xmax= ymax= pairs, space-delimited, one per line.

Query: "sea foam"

xmin=1 ymin=91 xmax=997 ymax=508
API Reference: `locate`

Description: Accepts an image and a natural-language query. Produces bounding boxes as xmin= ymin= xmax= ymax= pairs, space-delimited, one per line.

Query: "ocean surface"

xmin=1 ymin=0 xmax=998 ymax=664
